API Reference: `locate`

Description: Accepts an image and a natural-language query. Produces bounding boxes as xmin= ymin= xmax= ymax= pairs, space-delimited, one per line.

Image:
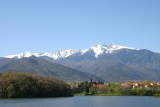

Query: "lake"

xmin=0 ymin=96 xmax=160 ymax=107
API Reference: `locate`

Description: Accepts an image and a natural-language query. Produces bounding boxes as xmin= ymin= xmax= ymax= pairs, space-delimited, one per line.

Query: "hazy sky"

xmin=0 ymin=0 xmax=160 ymax=56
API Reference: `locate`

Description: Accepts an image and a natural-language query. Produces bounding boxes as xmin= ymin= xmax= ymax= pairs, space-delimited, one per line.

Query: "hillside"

xmin=0 ymin=57 xmax=102 ymax=82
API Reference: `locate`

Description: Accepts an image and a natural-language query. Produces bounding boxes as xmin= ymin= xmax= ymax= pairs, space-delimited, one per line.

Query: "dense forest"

xmin=0 ymin=72 xmax=72 ymax=98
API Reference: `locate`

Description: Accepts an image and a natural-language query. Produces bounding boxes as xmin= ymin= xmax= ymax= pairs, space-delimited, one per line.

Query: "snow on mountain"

xmin=81 ymin=44 xmax=135 ymax=57
xmin=4 ymin=44 xmax=136 ymax=59
xmin=5 ymin=52 xmax=40 ymax=59
xmin=40 ymin=50 xmax=79 ymax=59
xmin=4 ymin=50 xmax=79 ymax=59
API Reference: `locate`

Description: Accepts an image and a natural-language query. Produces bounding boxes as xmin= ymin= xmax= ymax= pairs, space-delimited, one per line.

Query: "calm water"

xmin=0 ymin=96 xmax=160 ymax=107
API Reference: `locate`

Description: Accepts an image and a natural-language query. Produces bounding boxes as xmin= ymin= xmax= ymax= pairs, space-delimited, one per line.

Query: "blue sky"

xmin=0 ymin=0 xmax=160 ymax=56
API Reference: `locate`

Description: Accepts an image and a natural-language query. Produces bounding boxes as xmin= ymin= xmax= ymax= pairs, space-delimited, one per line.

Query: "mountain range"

xmin=1 ymin=44 xmax=160 ymax=82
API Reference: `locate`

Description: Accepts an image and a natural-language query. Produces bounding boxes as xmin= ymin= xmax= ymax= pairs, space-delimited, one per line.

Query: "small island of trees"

xmin=0 ymin=72 xmax=72 ymax=98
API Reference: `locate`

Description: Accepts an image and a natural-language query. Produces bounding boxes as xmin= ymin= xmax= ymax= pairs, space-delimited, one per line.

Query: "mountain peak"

xmin=83 ymin=44 xmax=135 ymax=57
xmin=90 ymin=44 xmax=133 ymax=50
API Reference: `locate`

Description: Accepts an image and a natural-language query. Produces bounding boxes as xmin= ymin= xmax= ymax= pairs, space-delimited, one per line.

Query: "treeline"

xmin=0 ymin=72 xmax=72 ymax=98
xmin=72 ymin=80 xmax=160 ymax=96
xmin=1 ymin=72 xmax=160 ymax=98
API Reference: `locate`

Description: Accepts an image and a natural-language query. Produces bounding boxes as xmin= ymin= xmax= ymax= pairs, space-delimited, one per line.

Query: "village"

xmin=71 ymin=80 xmax=160 ymax=96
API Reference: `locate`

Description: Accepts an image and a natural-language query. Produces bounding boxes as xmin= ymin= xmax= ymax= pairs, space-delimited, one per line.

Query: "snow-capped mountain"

xmin=1 ymin=44 xmax=160 ymax=82
xmin=4 ymin=44 xmax=136 ymax=59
